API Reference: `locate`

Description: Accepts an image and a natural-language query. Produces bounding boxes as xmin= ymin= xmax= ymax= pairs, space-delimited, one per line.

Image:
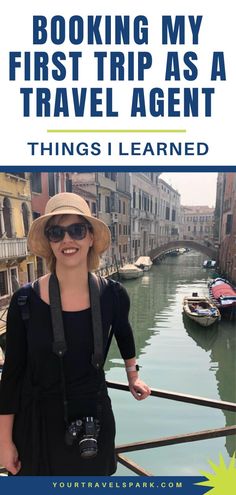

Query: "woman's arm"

xmin=0 ymin=414 xmax=21 ymax=474
xmin=111 ymin=283 xmax=150 ymax=400
xmin=125 ymin=357 xmax=151 ymax=400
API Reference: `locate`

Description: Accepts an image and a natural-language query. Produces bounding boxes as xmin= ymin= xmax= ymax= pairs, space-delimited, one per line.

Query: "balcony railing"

xmin=0 ymin=238 xmax=29 ymax=260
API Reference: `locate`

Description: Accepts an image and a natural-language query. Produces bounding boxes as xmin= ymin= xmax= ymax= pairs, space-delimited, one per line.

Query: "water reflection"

xmin=183 ymin=313 xmax=236 ymax=456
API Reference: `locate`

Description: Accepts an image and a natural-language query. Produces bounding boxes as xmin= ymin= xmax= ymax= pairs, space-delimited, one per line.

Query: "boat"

xmin=119 ymin=264 xmax=143 ymax=280
xmin=209 ymin=277 xmax=236 ymax=313
xmin=178 ymin=248 xmax=187 ymax=255
xmin=183 ymin=294 xmax=220 ymax=327
xmin=203 ymin=259 xmax=217 ymax=269
xmin=134 ymin=256 xmax=153 ymax=271
xmin=167 ymin=250 xmax=179 ymax=256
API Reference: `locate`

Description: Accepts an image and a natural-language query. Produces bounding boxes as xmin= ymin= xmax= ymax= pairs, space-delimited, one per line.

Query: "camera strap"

xmin=49 ymin=272 xmax=104 ymax=368
xmin=49 ymin=272 xmax=105 ymax=424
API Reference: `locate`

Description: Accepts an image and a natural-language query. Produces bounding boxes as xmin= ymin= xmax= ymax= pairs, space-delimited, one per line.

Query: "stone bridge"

xmin=149 ymin=240 xmax=218 ymax=261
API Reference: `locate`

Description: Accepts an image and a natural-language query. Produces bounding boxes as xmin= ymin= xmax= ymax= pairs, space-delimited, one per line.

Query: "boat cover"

xmin=210 ymin=279 xmax=236 ymax=305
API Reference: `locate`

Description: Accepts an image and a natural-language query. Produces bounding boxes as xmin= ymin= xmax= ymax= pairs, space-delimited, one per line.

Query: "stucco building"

xmin=0 ymin=172 xmax=34 ymax=332
xmin=183 ymin=205 xmax=215 ymax=243
xmin=218 ymin=173 xmax=236 ymax=283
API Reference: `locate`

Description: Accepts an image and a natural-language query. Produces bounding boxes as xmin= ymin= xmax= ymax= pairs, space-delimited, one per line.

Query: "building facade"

xmin=130 ymin=173 xmax=160 ymax=260
xmin=218 ymin=173 xmax=236 ymax=283
xmin=0 ymin=172 xmax=34 ymax=331
xmin=183 ymin=205 xmax=215 ymax=243
xmin=157 ymin=178 xmax=182 ymax=245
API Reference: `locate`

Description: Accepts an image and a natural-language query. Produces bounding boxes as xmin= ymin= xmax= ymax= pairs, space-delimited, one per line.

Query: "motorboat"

xmin=203 ymin=260 xmax=217 ymax=269
xmin=134 ymin=256 xmax=153 ymax=271
xmin=178 ymin=248 xmax=187 ymax=254
xmin=183 ymin=294 xmax=220 ymax=327
xmin=209 ymin=277 xmax=236 ymax=312
xmin=119 ymin=264 xmax=143 ymax=280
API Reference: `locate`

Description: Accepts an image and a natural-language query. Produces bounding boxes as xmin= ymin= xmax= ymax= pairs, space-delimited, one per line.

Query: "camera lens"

xmin=79 ymin=438 xmax=98 ymax=459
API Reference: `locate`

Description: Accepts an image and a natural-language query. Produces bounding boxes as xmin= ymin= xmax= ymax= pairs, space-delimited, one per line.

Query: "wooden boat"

xmin=183 ymin=294 xmax=220 ymax=327
xmin=119 ymin=264 xmax=143 ymax=280
xmin=134 ymin=256 xmax=153 ymax=271
xmin=209 ymin=277 xmax=236 ymax=312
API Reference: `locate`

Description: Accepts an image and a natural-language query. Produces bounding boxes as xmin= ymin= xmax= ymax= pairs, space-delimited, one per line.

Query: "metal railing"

xmin=0 ymin=381 xmax=235 ymax=476
xmin=107 ymin=381 xmax=236 ymax=476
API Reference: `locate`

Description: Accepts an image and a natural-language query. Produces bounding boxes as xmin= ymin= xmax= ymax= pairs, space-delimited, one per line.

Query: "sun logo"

xmin=196 ymin=453 xmax=236 ymax=495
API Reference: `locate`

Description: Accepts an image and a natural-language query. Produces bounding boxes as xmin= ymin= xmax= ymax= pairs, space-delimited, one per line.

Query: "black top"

xmin=0 ymin=279 xmax=135 ymax=417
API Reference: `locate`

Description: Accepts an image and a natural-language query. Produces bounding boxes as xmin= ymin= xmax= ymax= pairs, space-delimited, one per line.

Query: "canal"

xmin=105 ymin=250 xmax=236 ymax=475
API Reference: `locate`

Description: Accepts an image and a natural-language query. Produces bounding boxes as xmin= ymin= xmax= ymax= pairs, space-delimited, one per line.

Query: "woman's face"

xmin=47 ymin=214 xmax=93 ymax=270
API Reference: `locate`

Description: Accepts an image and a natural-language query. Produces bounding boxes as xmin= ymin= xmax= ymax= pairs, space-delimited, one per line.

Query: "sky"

xmin=161 ymin=172 xmax=218 ymax=207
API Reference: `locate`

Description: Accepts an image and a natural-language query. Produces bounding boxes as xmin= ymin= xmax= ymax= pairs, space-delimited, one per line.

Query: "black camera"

xmin=65 ymin=416 xmax=100 ymax=459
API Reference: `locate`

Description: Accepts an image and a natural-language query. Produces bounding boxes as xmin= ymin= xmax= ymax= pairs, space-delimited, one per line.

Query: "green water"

xmin=105 ymin=250 xmax=236 ymax=476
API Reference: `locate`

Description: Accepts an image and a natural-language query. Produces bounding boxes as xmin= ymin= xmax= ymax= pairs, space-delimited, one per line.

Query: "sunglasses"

xmin=44 ymin=223 xmax=91 ymax=243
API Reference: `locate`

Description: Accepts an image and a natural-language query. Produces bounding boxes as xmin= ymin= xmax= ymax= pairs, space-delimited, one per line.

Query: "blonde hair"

xmin=44 ymin=214 xmax=100 ymax=272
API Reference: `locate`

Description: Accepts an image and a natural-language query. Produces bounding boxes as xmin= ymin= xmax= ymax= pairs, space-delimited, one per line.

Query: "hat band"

xmin=49 ymin=205 xmax=91 ymax=216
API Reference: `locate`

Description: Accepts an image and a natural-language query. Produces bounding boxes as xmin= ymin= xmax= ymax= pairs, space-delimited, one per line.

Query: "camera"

xmin=65 ymin=416 xmax=100 ymax=459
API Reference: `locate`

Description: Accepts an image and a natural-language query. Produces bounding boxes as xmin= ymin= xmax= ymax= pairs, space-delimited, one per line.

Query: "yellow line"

xmin=47 ymin=129 xmax=187 ymax=133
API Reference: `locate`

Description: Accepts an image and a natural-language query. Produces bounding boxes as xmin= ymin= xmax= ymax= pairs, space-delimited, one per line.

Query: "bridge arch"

xmin=149 ymin=240 xmax=217 ymax=261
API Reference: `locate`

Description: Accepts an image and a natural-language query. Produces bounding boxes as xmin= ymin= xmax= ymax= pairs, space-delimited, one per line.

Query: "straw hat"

xmin=28 ymin=192 xmax=111 ymax=258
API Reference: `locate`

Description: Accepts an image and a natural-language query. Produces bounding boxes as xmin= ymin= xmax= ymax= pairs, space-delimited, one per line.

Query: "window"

xmin=22 ymin=203 xmax=30 ymax=236
xmin=98 ymin=194 xmax=101 ymax=212
xmin=48 ymin=173 xmax=56 ymax=197
xmin=123 ymin=202 xmax=126 ymax=214
xmin=10 ymin=267 xmax=19 ymax=293
xmin=226 ymin=214 xmax=232 ymax=235
xmin=3 ymin=197 xmax=12 ymax=237
xmin=91 ymin=202 xmax=96 ymax=215
xmin=104 ymin=172 xmax=116 ymax=181
xmin=132 ymin=188 xmax=136 ymax=208
xmin=27 ymin=263 xmax=35 ymax=283
xmin=139 ymin=191 xmax=142 ymax=209
xmin=66 ymin=175 xmax=72 ymax=192
xmin=105 ymin=196 xmax=110 ymax=213
xmin=165 ymin=206 xmax=170 ymax=220
xmin=172 ymin=209 xmax=176 ymax=222
xmin=0 ymin=270 xmax=8 ymax=297
xmin=31 ymin=173 xmax=42 ymax=193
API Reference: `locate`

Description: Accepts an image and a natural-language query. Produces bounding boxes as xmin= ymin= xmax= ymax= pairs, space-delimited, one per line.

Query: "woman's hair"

xmin=44 ymin=214 xmax=100 ymax=272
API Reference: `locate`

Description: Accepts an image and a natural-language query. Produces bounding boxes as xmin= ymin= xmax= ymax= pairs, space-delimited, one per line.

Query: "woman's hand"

xmin=128 ymin=376 xmax=151 ymax=401
xmin=0 ymin=441 xmax=21 ymax=475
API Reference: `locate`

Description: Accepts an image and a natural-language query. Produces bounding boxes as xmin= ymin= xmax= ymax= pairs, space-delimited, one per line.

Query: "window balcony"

xmin=0 ymin=238 xmax=29 ymax=260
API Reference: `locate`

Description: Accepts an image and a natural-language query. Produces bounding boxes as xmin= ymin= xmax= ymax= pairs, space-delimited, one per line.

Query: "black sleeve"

xmin=0 ymin=291 xmax=27 ymax=414
xmin=112 ymin=283 xmax=136 ymax=360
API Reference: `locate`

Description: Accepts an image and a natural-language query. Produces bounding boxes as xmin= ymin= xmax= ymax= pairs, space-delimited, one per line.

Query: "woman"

xmin=0 ymin=192 xmax=150 ymax=476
